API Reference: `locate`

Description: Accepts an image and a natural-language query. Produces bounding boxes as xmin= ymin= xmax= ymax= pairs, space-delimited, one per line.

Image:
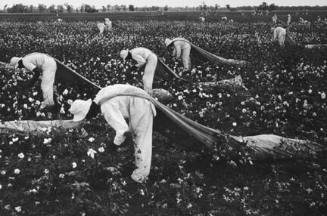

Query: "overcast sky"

xmin=0 ymin=0 xmax=326 ymax=8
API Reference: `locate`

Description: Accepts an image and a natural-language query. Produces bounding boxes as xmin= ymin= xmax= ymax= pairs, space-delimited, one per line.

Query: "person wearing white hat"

xmin=120 ymin=47 xmax=158 ymax=94
xmin=165 ymin=37 xmax=191 ymax=73
xmin=69 ymin=84 xmax=156 ymax=183
xmin=272 ymin=26 xmax=287 ymax=47
xmin=9 ymin=52 xmax=57 ymax=109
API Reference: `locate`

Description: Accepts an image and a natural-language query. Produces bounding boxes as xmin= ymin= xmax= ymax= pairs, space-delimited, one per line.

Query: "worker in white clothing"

xmin=69 ymin=84 xmax=156 ymax=183
xmin=97 ymin=22 xmax=105 ymax=35
xmin=120 ymin=48 xmax=158 ymax=94
xmin=165 ymin=38 xmax=191 ymax=73
xmin=287 ymin=14 xmax=292 ymax=26
xmin=272 ymin=13 xmax=278 ymax=24
xmin=272 ymin=26 xmax=287 ymax=47
xmin=104 ymin=18 xmax=112 ymax=31
xmin=9 ymin=52 xmax=57 ymax=109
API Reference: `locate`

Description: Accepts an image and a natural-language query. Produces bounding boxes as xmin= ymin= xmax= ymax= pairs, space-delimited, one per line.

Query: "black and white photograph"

xmin=0 ymin=0 xmax=326 ymax=215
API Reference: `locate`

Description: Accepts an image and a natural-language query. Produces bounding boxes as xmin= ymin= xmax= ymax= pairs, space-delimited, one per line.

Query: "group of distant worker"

xmin=5 ymin=12 xmax=323 ymax=182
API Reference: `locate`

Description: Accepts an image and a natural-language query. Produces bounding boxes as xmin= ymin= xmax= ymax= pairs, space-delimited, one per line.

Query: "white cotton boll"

xmin=88 ymin=137 xmax=95 ymax=142
xmin=87 ymin=148 xmax=97 ymax=159
xmin=72 ymin=162 xmax=77 ymax=168
xmin=63 ymin=89 xmax=69 ymax=95
xmin=15 ymin=206 xmax=22 ymax=212
xmin=43 ymin=138 xmax=52 ymax=144
xmin=14 ymin=168 xmax=21 ymax=174
xmin=18 ymin=153 xmax=24 ymax=159
xmin=60 ymin=106 xmax=65 ymax=114
xmin=98 ymin=147 xmax=105 ymax=153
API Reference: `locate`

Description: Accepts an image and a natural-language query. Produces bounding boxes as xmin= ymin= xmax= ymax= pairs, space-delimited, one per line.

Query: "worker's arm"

xmin=174 ymin=44 xmax=182 ymax=59
xmin=101 ymin=102 xmax=129 ymax=146
xmin=132 ymin=54 xmax=146 ymax=68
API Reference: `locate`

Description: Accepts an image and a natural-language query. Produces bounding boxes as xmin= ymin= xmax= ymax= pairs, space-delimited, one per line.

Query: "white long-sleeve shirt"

xmin=93 ymin=84 xmax=156 ymax=145
xmin=129 ymin=47 xmax=155 ymax=68
xmin=21 ymin=52 xmax=56 ymax=72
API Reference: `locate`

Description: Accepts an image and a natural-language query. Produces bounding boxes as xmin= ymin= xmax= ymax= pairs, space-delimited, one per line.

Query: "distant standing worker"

xmin=69 ymin=84 xmax=156 ymax=183
xmin=104 ymin=18 xmax=112 ymax=31
xmin=165 ymin=37 xmax=192 ymax=73
xmin=287 ymin=14 xmax=292 ymax=26
xmin=9 ymin=52 xmax=58 ymax=109
xmin=120 ymin=47 xmax=158 ymax=94
xmin=97 ymin=22 xmax=105 ymax=34
xmin=272 ymin=13 xmax=278 ymax=24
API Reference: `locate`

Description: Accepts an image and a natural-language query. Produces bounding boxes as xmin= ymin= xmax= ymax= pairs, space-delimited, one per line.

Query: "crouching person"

xmin=9 ymin=52 xmax=57 ymax=109
xmin=69 ymin=84 xmax=156 ymax=183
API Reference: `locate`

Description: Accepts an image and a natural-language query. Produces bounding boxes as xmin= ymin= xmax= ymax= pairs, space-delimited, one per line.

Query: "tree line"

xmin=1 ymin=3 xmax=327 ymax=14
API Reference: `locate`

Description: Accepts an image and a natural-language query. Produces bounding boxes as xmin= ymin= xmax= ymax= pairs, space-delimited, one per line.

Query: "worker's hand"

xmin=114 ymin=133 xmax=126 ymax=146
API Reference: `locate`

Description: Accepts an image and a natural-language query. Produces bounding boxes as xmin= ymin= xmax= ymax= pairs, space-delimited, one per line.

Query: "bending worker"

xmin=69 ymin=84 xmax=156 ymax=183
xmin=120 ymin=47 xmax=158 ymax=94
xmin=165 ymin=38 xmax=191 ymax=73
xmin=9 ymin=52 xmax=57 ymax=109
xmin=272 ymin=26 xmax=287 ymax=47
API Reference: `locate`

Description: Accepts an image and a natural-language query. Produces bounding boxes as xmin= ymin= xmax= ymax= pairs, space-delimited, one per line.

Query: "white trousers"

xmin=142 ymin=54 xmax=158 ymax=94
xmin=129 ymin=97 xmax=154 ymax=183
xmin=181 ymin=44 xmax=191 ymax=71
xmin=40 ymin=60 xmax=57 ymax=108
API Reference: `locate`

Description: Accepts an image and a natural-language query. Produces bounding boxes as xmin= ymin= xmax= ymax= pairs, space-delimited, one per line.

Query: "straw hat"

xmin=164 ymin=38 xmax=173 ymax=47
xmin=69 ymin=99 xmax=92 ymax=122
xmin=9 ymin=57 xmax=22 ymax=67
xmin=120 ymin=49 xmax=129 ymax=61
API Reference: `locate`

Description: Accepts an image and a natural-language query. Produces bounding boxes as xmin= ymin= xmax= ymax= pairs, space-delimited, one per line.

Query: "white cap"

xmin=69 ymin=99 xmax=92 ymax=122
xmin=9 ymin=57 xmax=22 ymax=67
xmin=120 ymin=49 xmax=129 ymax=61
xmin=165 ymin=38 xmax=173 ymax=47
